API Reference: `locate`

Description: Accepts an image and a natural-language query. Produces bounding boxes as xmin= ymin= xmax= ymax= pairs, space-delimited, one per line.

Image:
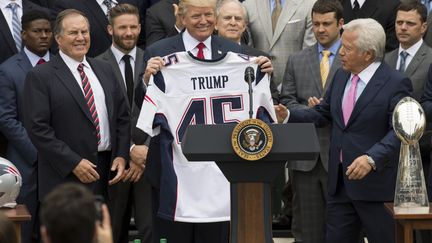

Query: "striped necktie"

xmin=398 ymin=51 xmax=409 ymax=73
xmin=6 ymin=2 xmax=21 ymax=51
xmin=77 ymin=63 xmax=101 ymax=144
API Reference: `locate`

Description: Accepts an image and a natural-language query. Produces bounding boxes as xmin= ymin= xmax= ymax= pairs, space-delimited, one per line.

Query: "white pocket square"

xmin=287 ymin=19 xmax=301 ymax=24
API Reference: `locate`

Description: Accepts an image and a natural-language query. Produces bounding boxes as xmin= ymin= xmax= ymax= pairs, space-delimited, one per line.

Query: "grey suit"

xmin=279 ymin=43 xmax=341 ymax=243
xmin=243 ymin=0 xmax=316 ymax=88
xmin=384 ymin=42 xmax=432 ymax=100
xmin=97 ymin=47 xmax=152 ymax=243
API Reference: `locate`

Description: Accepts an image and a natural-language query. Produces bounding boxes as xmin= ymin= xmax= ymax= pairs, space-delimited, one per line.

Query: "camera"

xmin=94 ymin=195 xmax=104 ymax=222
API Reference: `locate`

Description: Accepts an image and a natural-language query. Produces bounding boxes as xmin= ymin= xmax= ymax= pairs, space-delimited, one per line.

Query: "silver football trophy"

xmin=393 ymin=97 xmax=429 ymax=214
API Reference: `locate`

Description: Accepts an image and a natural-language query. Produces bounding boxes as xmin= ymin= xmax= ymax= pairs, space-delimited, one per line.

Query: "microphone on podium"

xmin=244 ymin=66 xmax=255 ymax=119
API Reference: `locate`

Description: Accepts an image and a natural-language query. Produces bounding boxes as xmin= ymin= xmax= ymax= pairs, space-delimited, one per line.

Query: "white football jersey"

xmin=136 ymin=51 xmax=276 ymax=222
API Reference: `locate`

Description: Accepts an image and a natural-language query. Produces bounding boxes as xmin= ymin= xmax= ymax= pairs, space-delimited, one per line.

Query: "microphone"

xmin=244 ymin=66 xmax=255 ymax=119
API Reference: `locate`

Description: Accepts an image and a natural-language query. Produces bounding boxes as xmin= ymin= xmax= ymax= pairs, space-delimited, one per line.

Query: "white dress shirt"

xmin=110 ymin=45 xmax=136 ymax=87
xmin=0 ymin=0 xmax=22 ymax=35
xmin=24 ymin=47 xmax=50 ymax=67
xmin=182 ymin=29 xmax=212 ymax=59
xmin=59 ymin=51 xmax=111 ymax=151
xmin=396 ymin=39 xmax=423 ymax=71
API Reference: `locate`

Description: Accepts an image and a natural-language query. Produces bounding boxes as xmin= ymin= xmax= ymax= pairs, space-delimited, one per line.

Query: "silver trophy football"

xmin=393 ymin=97 xmax=429 ymax=214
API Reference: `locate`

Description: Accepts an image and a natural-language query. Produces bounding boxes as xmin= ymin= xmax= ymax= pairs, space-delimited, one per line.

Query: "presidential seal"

xmin=231 ymin=119 xmax=273 ymax=161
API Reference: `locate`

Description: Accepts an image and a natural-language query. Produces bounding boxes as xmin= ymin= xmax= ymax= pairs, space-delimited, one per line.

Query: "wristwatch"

xmin=366 ymin=155 xmax=376 ymax=171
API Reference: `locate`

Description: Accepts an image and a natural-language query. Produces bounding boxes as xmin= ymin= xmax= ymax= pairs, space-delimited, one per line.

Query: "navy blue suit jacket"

xmin=0 ymin=51 xmax=47 ymax=195
xmin=290 ymin=63 xmax=412 ymax=201
xmin=23 ymin=54 xmax=131 ymax=199
xmin=140 ymin=33 xmax=243 ymax=189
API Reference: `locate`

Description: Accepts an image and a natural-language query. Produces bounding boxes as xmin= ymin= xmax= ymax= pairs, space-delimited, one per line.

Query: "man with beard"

xmin=96 ymin=4 xmax=151 ymax=243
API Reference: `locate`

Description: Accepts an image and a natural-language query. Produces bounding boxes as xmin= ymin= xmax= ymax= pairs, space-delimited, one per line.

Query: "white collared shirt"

xmin=96 ymin=0 xmax=118 ymax=16
xmin=182 ymin=29 xmax=212 ymax=59
xmin=110 ymin=45 xmax=137 ymax=87
xmin=343 ymin=61 xmax=381 ymax=102
xmin=24 ymin=47 xmax=50 ymax=67
xmin=351 ymin=0 xmax=365 ymax=8
xmin=0 ymin=0 xmax=23 ymax=35
xmin=397 ymin=39 xmax=423 ymax=71
xmin=59 ymin=51 xmax=111 ymax=151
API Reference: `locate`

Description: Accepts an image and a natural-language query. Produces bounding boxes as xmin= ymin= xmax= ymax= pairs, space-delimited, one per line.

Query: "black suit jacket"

xmin=23 ymin=54 xmax=130 ymax=199
xmin=341 ymin=0 xmax=399 ymax=52
xmin=0 ymin=0 xmax=48 ymax=64
xmin=145 ymin=0 xmax=179 ymax=47
xmin=141 ymin=33 xmax=243 ymax=188
xmin=51 ymin=0 xmax=140 ymax=57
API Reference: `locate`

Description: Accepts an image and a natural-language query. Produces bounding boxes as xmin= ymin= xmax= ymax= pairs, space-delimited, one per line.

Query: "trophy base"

xmin=394 ymin=203 xmax=430 ymax=214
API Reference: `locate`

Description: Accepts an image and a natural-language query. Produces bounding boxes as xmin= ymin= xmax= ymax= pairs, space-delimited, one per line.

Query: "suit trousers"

xmin=291 ymin=160 xmax=327 ymax=243
xmin=93 ymin=151 xmax=111 ymax=200
xmin=326 ymin=164 xmax=394 ymax=243
xmin=151 ymin=187 xmax=229 ymax=243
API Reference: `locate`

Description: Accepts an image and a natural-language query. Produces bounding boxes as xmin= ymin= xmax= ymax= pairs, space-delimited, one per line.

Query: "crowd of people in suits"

xmin=2 ymin=0 xmax=432 ymax=243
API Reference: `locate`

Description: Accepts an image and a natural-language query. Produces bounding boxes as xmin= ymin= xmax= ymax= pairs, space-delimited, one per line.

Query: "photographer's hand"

xmin=95 ymin=204 xmax=113 ymax=243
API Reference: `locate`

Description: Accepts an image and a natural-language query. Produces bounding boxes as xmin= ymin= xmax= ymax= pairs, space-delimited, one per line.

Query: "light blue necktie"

xmin=6 ymin=2 xmax=21 ymax=51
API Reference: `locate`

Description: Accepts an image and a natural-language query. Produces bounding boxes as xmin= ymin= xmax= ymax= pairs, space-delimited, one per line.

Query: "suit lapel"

xmin=101 ymin=50 xmax=128 ymax=107
xmin=326 ymin=49 xmax=342 ymax=92
xmin=211 ymin=36 xmax=227 ymax=58
xmin=347 ymin=64 xmax=388 ymax=126
xmin=17 ymin=52 xmax=32 ymax=72
xmin=306 ymin=45 xmax=323 ymax=94
xmin=53 ymin=55 xmax=94 ymax=123
xmin=88 ymin=58 xmax=114 ymax=121
xmin=0 ymin=11 xmax=17 ymax=52
xmin=385 ymin=50 xmax=398 ymax=69
xmin=256 ymin=0 xmax=273 ymax=46
xmin=134 ymin=48 xmax=145 ymax=89
xmin=405 ymin=43 xmax=428 ymax=76
xmin=271 ymin=0 xmax=301 ymax=48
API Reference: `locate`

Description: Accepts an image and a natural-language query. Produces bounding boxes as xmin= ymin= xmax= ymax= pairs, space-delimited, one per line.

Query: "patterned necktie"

xmin=6 ymin=2 xmax=21 ymax=51
xmin=196 ymin=42 xmax=205 ymax=59
xmin=102 ymin=0 xmax=114 ymax=17
xmin=342 ymin=74 xmax=359 ymax=125
xmin=271 ymin=0 xmax=282 ymax=32
xmin=36 ymin=58 xmax=46 ymax=65
xmin=122 ymin=54 xmax=134 ymax=106
xmin=398 ymin=51 xmax=409 ymax=73
xmin=77 ymin=64 xmax=101 ymax=144
xmin=320 ymin=50 xmax=331 ymax=88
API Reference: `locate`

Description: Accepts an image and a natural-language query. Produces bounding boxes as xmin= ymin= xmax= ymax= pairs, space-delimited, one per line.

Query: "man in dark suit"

xmin=276 ymin=18 xmax=412 ymax=243
xmin=0 ymin=10 xmax=52 ymax=243
xmin=96 ymin=4 xmax=151 ymax=243
xmin=340 ymin=0 xmax=400 ymax=52
xmin=278 ymin=1 xmax=343 ymax=242
xmin=23 ymin=9 xmax=130 ymax=202
xmin=145 ymin=0 xmax=179 ymax=47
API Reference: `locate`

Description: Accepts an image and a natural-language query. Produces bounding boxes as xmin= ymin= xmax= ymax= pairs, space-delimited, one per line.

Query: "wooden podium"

xmin=385 ymin=203 xmax=432 ymax=243
xmin=0 ymin=204 xmax=31 ymax=243
xmin=182 ymin=123 xmax=319 ymax=243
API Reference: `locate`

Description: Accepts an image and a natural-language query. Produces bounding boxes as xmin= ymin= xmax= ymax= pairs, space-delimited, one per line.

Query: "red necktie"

xmin=196 ymin=42 xmax=205 ymax=59
xmin=77 ymin=63 xmax=101 ymax=144
xmin=37 ymin=58 xmax=46 ymax=65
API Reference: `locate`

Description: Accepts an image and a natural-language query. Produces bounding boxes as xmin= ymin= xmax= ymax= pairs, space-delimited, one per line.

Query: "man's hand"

xmin=108 ymin=157 xmax=126 ymax=185
xmin=144 ymin=57 xmax=165 ymax=84
xmin=274 ymin=104 xmax=288 ymax=124
xmin=72 ymin=159 xmax=100 ymax=183
xmin=130 ymin=145 xmax=148 ymax=168
xmin=308 ymin=96 xmax=322 ymax=107
xmin=255 ymin=56 xmax=273 ymax=75
xmin=95 ymin=204 xmax=113 ymax=243
xmin=123 ymin=161 xmax=144 ymax=183
xmin=173 ymin=4 xmax=184 ymax=31
xmin=346 ymin=155 xmax=373 ymax=180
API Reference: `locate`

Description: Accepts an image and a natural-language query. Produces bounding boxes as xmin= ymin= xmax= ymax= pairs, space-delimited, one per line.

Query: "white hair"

xmin=343 ymin=18 xmax=386 ymax=61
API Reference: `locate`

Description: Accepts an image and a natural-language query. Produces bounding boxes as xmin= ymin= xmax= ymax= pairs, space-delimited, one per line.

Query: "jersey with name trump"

xmin=136 ymin=51 xmax=276 ymax=222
